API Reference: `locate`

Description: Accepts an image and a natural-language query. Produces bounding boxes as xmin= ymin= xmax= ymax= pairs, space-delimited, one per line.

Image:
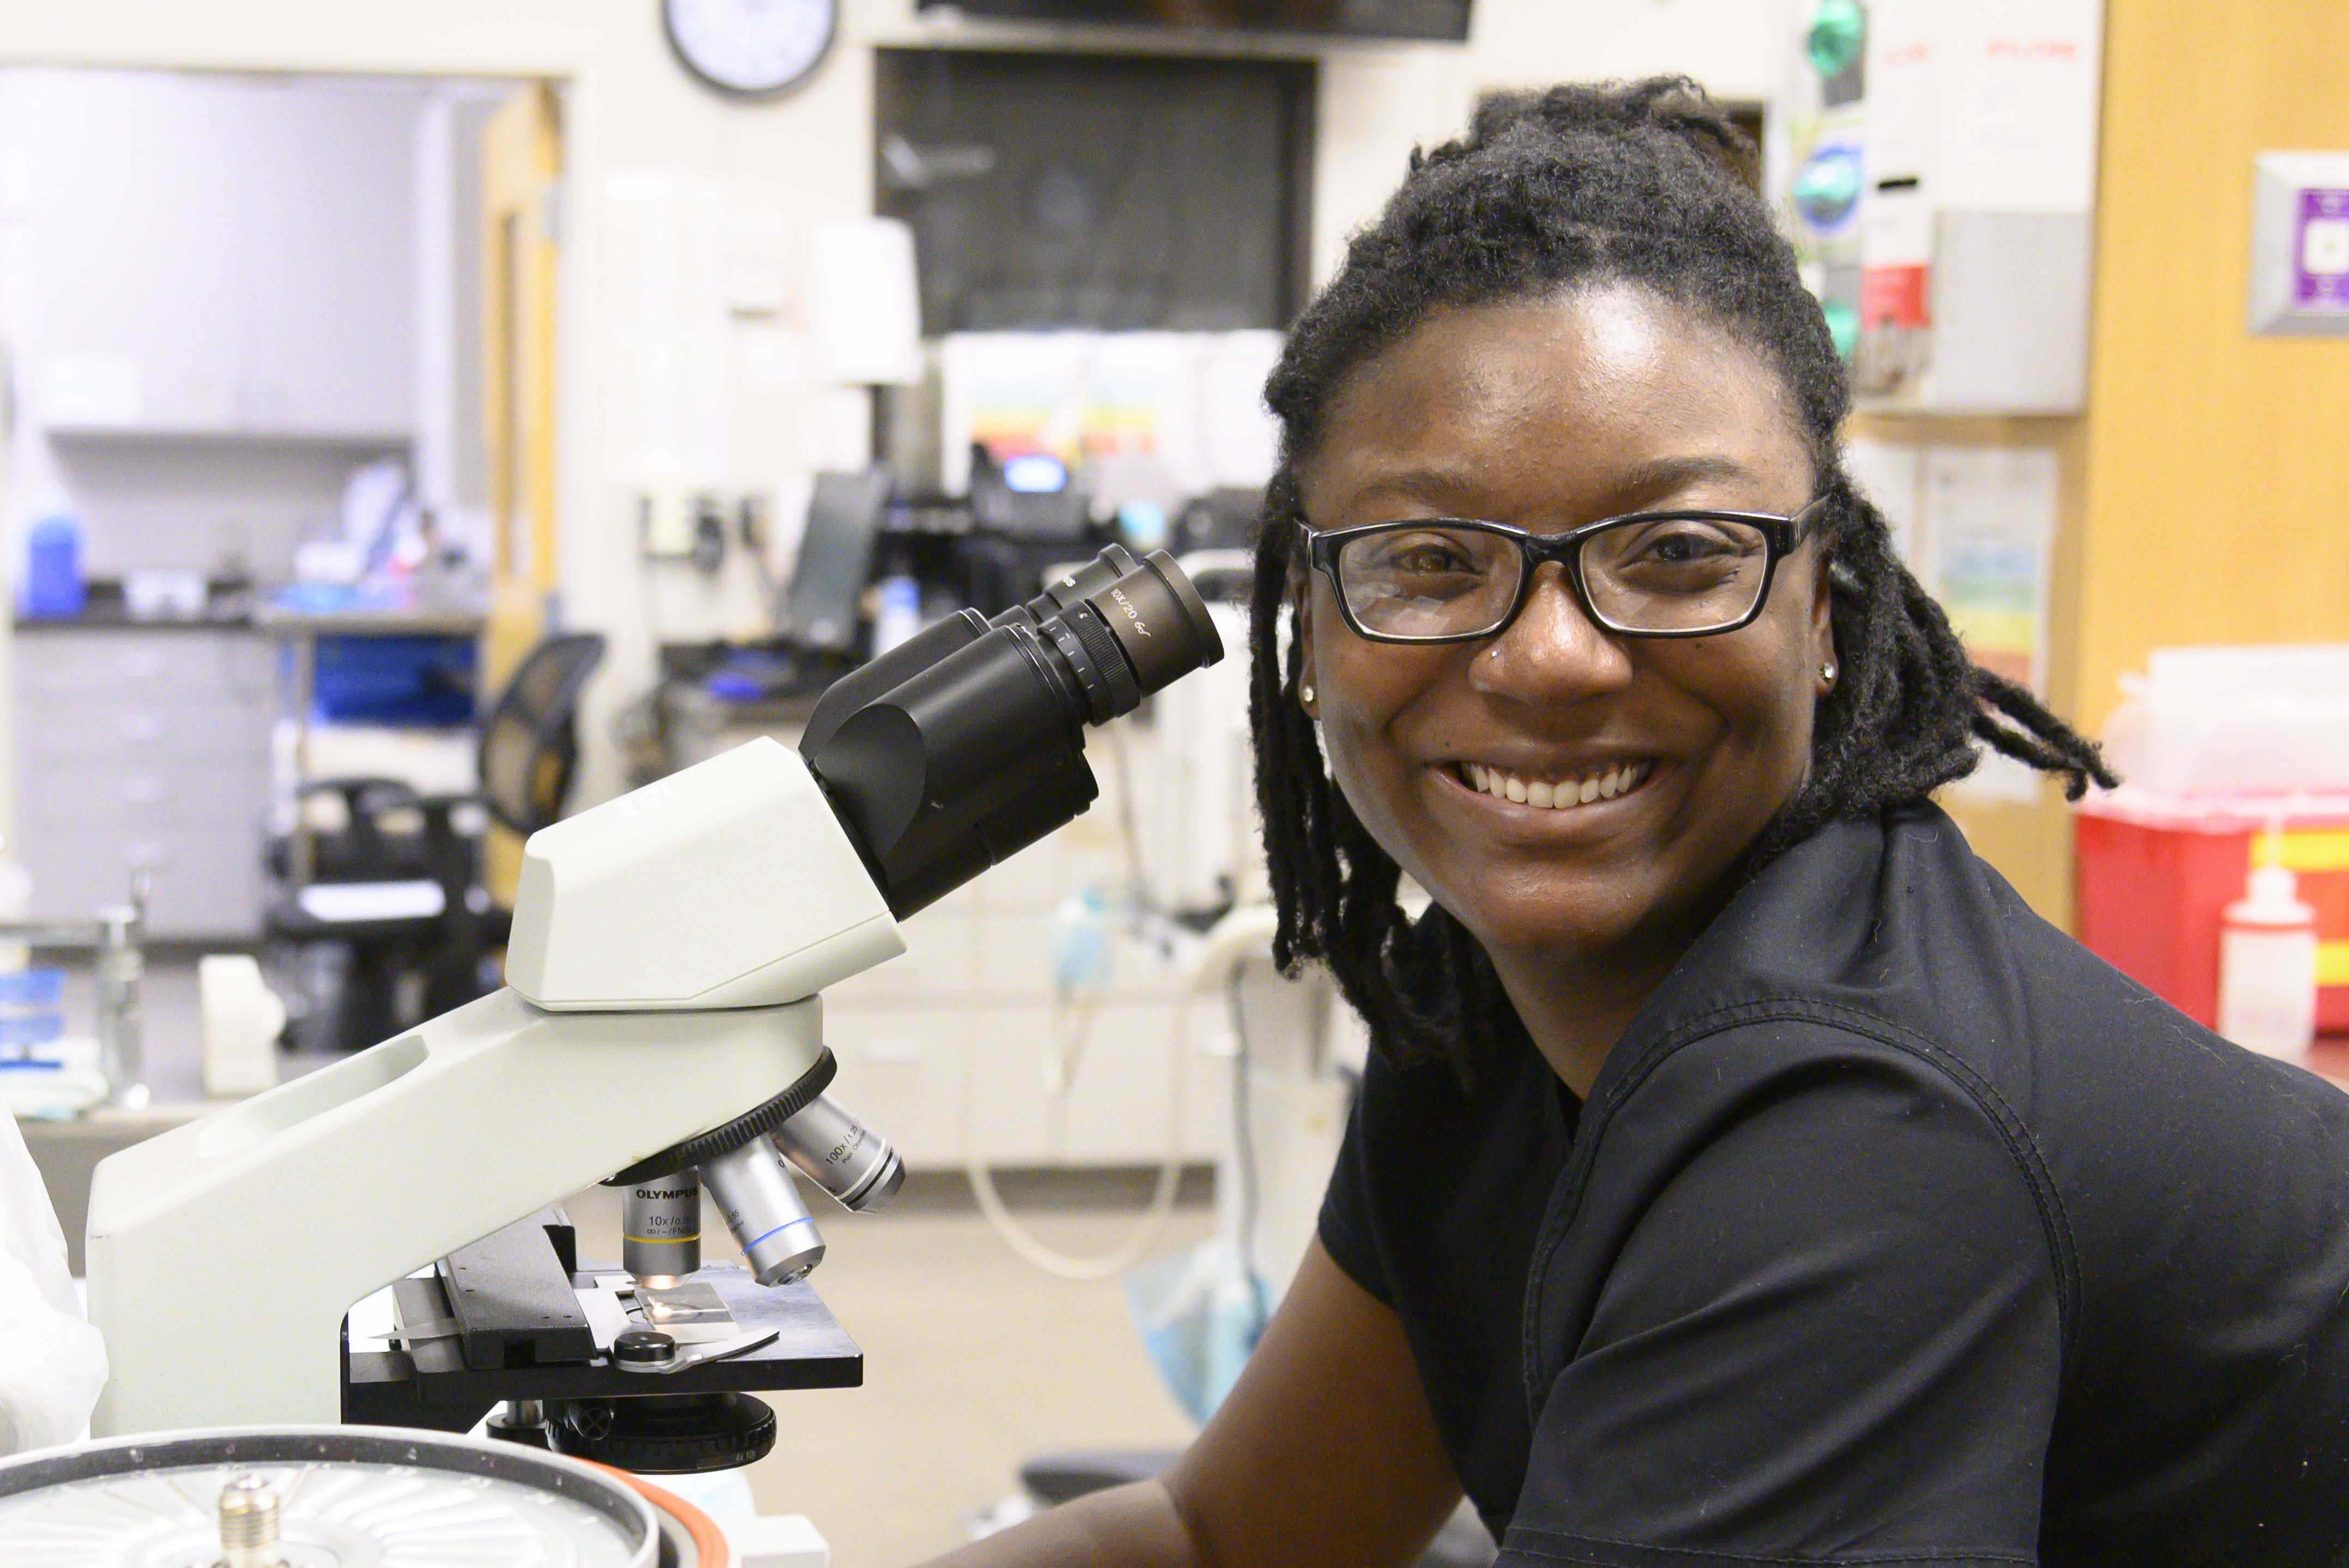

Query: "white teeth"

xmin=1459 ymin=759 xmax=1651 ymax=811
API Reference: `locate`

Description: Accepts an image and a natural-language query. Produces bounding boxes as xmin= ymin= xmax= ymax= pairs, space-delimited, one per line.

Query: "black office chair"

xmin=267 ymin=632 xmax=607 ymax=1052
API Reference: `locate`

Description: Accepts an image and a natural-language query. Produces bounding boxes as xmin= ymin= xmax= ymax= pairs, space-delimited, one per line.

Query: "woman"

xmin=930 ymin=81 xmax=2349 ymax=1567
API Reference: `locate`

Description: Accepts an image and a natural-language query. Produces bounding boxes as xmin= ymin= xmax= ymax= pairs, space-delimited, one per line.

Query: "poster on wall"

xmin=1925 ymin=445 xmax=2059 ymax=804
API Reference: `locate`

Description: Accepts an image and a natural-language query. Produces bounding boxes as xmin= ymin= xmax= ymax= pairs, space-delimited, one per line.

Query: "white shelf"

xmin=45 ymin=424 xmax=412 ymax=449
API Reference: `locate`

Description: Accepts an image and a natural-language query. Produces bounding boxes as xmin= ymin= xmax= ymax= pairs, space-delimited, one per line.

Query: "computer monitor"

xmin=781 ymin=469 xmax=893 ymax=654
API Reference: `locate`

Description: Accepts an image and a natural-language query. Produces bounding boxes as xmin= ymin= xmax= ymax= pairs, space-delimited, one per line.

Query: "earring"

xmin=1298 ymin=683 xmax=1315 ymax=707
xmin=1821 ymin=661 xmax=1838 ymax=684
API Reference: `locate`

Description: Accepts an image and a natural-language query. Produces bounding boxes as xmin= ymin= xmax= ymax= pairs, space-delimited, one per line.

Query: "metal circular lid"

xmin=0 ymin=1425 xmax=658 ymax=1568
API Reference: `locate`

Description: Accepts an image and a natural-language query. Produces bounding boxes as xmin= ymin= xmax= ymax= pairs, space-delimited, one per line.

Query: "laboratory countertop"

xmin=16 ymin=609 xmax=255 ymax=632
xmin=19 ymin=605 xmax=485 ymax=635
xmin=254 ymin=604 xmax=485 ymax=636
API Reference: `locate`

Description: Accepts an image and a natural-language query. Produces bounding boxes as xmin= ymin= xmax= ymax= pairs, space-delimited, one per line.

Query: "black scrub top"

xmin=1320 ymin=804 xmax=2349 ymax=1567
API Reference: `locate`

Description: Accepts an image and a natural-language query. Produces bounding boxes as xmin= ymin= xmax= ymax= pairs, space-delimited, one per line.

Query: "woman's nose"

xmin=1467 ymin=562 xmax=1634 ymax=704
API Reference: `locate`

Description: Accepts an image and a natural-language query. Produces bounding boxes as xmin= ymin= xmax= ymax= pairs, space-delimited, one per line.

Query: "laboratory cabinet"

xmin=14 ymin=625 xmax=273 ymax=938
xmin=5 ymin=71 xmax=416 ymax=438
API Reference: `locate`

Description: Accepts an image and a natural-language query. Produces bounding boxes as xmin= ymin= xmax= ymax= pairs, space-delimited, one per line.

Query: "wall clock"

xmin=663 ymin=0 xmax=840 ymax=101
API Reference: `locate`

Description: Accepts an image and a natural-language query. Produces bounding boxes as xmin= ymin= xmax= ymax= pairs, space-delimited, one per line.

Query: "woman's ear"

xmin=1811 ymin=549 xmax=1838 ymax=694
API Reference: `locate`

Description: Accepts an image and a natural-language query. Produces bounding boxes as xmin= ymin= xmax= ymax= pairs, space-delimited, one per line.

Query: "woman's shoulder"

xmin=1635 ymin=803 xmax=2169 ymax=1081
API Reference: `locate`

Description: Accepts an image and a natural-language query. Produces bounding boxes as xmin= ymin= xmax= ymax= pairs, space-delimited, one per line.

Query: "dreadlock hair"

xmin=1248 ymin=77 xmax=2115 ymax=1077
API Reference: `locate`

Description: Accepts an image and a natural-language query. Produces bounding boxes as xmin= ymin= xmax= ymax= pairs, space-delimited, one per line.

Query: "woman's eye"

xmin=1636 ymin=528 xmax=1734 ymax=563
xmin=1363 ymin=533 xmax=1477 ymax=574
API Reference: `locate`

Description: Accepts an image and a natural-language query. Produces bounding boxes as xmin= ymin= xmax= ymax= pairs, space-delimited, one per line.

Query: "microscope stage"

xmin=342 ymin=1210 xmax=860 ymax=1433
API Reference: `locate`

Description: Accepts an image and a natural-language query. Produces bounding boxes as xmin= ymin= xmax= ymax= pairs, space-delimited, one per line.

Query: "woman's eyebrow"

xmin=1331 ymin=454 xmax=1776 ymax=520
xmin=1335 ymin=468 xmax=1482 ymax=513
xmin=1611 ymin=453 xmax=1769 ymax=500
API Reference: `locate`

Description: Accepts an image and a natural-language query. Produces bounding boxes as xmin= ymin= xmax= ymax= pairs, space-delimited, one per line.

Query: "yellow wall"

xmin=2077 ymin=0 xmax=2349 ymax=737
xmin=1916 ymin=0 xmax=2349 ymax=929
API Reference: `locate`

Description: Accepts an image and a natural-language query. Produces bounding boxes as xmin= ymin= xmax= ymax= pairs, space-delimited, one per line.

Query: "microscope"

xmin=80 ymin=545 xmax=1223 ymax=1472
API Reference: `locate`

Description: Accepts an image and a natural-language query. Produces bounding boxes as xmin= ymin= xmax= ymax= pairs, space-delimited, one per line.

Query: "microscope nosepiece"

xmin=774 ymin=1093 xmax=905 ymax=1212
xmin=701 ymin=1138 xmax=824 ymax=1286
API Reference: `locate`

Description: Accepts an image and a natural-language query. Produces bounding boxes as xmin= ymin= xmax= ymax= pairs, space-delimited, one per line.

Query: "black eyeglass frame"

xmin=1297 ymin=496 xmax=1831 ymax=645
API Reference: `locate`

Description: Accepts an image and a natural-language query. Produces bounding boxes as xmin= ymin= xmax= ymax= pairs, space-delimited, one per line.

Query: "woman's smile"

xmin=1452 ymin=757 xmax=1656 ymax=812
xmin=1425 ymin=752 xmax=1669 ymax=852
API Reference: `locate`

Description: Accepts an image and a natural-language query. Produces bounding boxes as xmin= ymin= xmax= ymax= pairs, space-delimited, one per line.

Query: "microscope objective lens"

xmin=774 ymin=1093 xmax=906 ymax=1212
xmin=701 ymin=1138 xmax=825 ymax=1286
xmin=621 ymin=1171 xmax=702 ymax=1285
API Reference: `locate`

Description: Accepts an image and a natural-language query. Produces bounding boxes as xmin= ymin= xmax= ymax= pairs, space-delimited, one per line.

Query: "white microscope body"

xmin=82 ymin=545 xmax=1224 ymax=1440
xmin=86 ymin=739 xmax=894 ymax=1435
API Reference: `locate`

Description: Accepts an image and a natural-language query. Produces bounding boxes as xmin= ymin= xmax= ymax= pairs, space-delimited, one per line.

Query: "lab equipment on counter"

xmin=2219 ymin=842 xmax=2320 ymax=1061
xmin=198 ymin=955 xmax=286 ymax=1098
xmin=2078 ymin=646 xmax=2349 ymax=1035
xmin=21 ymin=514 xmax=84 ymax=619
xmin=121 ymin=567 xmax=207 ymax=621
xmin=80 ymin=548 xmax=1222 ymax=1471
xmin=0 ymin=878 xmax=145 ymax=1109
xmin=0 ymin=1427 xmax=663 ymax=1567
xmin=776 ymin=467 xmax=890 ymax=655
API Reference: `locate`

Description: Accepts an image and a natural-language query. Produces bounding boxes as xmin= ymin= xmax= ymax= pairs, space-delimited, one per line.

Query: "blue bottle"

xmin=23 ymin=514 xmax=84 ymax=618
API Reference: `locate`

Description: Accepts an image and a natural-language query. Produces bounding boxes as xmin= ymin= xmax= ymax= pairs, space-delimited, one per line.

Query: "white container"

xmin=2218 ymin=862 xmax=2319 ymax=1061
xmin=198 ymin=954 xmax=286 ymax=1097
xmin=2101 ymin=644 xmax=2349 ymax=797
xmin=123 ymin=567 xmax=207 ymax=619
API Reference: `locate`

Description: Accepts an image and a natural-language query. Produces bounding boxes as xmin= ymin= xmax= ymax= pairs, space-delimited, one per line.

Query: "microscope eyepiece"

xmin=1072 ymin=551 xmax=1222 ymax=712
xmin=805 ymin=546 xmax=1225 ymax=917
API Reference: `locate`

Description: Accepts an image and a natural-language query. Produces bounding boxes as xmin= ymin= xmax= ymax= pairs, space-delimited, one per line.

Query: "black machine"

xmin=265 ymin=633 xmax=606 ymax=1052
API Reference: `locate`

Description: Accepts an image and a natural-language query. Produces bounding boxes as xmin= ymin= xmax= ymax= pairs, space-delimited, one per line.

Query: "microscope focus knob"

xmin=550 ymin=1390 xmax=780 ymax=1474
xmin=612 ymin=1328 xmax=678 ymax=1369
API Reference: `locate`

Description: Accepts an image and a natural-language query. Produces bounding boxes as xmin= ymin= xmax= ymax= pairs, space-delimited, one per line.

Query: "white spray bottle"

xmin=2218 ymin=822 xmax=2319 ymax=1061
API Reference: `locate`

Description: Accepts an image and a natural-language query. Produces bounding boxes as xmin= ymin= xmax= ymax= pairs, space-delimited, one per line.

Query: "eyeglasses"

xmin=1299 ymin=497 xmax=1827 ymax=645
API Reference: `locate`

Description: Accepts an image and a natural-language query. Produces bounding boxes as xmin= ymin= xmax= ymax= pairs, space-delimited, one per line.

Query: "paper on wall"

xmin=1842 ymin=436 xmax=1927 ymax=569
xmin=1923 ymin=444 xmax=2059 ymax=805
xmin=806 ymin=217 xmax=921 ymax=387
xmin=604 ymin=172 xmax=731 ymax=489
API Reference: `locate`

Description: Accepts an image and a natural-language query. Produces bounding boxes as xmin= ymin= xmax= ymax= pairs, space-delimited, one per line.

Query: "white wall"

xmin=0 ymin=0 xmax=1779 ymax=806
xmin=1466 ymin=0 xmax=1785 ymax=104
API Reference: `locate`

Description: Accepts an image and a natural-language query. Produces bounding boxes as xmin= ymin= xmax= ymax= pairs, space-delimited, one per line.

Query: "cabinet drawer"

xmin=25 ymin=760 xmax=265 ymax=833
xmin=21 ymin=698 xmax=267 ymax=765
xmin=20 ymin=824 xmax=263 ymax=939
xmin=15 ymin=629 xmax=270 ymax=702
